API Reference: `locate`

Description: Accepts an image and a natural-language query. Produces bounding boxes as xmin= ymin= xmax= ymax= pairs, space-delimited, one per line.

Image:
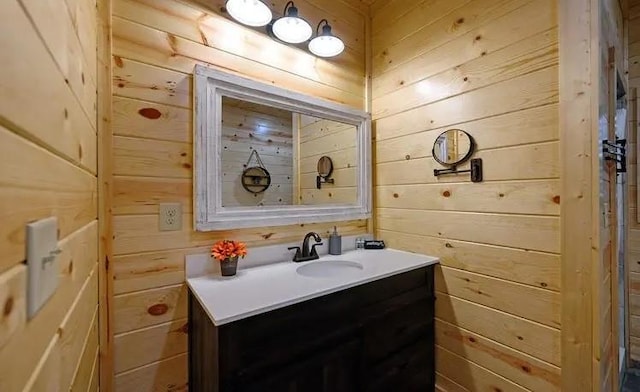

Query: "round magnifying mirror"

xmin=317 ymin=156 xmax=334 ymax=178
xmin=432 ymin=129 xmax=475 ymax=166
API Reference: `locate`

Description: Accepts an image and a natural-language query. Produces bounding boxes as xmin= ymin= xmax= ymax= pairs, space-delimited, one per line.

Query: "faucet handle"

xmin=287 ymin=246 xmax=302 ymax=261
xmin=310 ymin=243 xmax=324 ymax=257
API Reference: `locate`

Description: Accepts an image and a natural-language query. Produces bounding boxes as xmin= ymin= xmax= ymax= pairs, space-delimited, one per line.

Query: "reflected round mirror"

xmin=317 ymin=156 xmax=334 ymax=178
xmin=432 ymin=129 xmax=475 ymax=166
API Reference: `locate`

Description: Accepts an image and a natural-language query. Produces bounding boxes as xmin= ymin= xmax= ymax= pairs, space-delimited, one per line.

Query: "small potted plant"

xmin=211 ymin=240 xmax=247 ymax=276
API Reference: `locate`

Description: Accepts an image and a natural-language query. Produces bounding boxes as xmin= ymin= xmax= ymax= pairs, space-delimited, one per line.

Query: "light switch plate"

xmin=159 ymin=203 xmax=182 ymax=231
xmin=26 ymin=217 xmax=60 ymax=319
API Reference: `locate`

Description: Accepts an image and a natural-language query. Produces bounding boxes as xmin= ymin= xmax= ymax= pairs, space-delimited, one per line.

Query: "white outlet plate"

xmin=159 ymin=203 xmax=182 ymax=231
xmin=26 ymin=217 xmax=60 ymax=319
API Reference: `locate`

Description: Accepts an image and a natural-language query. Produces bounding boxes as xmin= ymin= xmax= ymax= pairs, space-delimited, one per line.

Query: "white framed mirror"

xmin=193 ymin=65 xmax=372 ymax=231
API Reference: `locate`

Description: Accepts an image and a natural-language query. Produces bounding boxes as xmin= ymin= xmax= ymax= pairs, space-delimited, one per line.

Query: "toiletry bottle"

xmin=329 ymin=226 xmax=342 ymax=255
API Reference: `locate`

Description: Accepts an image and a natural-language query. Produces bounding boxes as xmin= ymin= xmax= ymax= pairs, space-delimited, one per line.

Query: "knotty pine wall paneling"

xmin=110 ymin=0 xmax=368 ymax=389
xmin=0 ymin=0 xmax=99 ymax=391
xmin=371 ymin=0 xmax=561 ymax=390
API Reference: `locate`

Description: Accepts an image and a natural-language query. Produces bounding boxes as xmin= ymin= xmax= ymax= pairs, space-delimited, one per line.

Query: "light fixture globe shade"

xmin=226 ymin=0 xmax=272 ymax=27
xmin=309 ymin=35 xmax=345 ymax=57
xmin=272 ymin=16 xmax=313 ymax=44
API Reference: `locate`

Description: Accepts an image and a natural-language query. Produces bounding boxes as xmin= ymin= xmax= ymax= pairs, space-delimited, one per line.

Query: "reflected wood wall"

xmin=109 ymin=0 xmax=368 ymax=389
xmin=297 ymin=115 xmax=358 ymax=205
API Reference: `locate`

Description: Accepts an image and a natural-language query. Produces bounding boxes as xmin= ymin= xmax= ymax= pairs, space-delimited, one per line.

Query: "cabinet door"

xmin=237 ymin=339 xmax=361 ymax=392
xmin=365 ymin=339 xmax=434 ymax=392
xmin=364 ymin=295 xmax=433 ymax=365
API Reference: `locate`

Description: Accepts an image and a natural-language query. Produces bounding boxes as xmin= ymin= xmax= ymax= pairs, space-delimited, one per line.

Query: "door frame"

xmin=559 ymin=0 xmax=604 ymax=390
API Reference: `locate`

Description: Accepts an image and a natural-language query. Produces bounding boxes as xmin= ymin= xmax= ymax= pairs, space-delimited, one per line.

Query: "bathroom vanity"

xmin=189 ymin=65 xmax=437 ymax=391
xmin=187 ymin=249 xmax=438 ymax=391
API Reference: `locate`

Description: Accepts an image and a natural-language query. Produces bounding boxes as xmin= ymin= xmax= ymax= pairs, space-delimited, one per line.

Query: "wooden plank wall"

xmin=627 ymin=0 xmax=640 ymax=364
xmin=109 ymin=0 xmax=368 ymax=389
xmin=371 ymin=0 xmax=561 ymax=390
xmin=298 ymin=115 xmax=358 ymax=205
xmin=0 ymin=0 xmax=99 ymax=391
xmin=221 ymin=99 xmax=293 ymax=207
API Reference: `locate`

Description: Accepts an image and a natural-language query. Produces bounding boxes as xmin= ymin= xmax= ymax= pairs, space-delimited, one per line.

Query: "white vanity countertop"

xmin=187 ymin=248 xmax=439 ymax=326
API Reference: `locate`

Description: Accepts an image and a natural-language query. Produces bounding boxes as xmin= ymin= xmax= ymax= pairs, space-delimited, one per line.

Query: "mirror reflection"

xmin=433 ymin=129 xmax=474 ymax=166
xmin=221 ymin=96 xmax=358 ymax=207
xmin=317 ymin=156 xmax=334 ymax=178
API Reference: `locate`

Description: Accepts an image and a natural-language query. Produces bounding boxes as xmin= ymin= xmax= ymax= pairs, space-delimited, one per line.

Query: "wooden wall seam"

xmin=98 ymin=0 xmax=115 ymax=389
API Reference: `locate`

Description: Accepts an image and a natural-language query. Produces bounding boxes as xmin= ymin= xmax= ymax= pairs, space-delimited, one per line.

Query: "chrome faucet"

xmin=288 ymin=232 xmax=323 ymax=262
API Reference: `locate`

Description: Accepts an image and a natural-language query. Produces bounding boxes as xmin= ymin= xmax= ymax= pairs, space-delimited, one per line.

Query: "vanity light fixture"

xmin=271 ymin=1 xmax=313 ymax=44
xmin=225 ymin=0 xmax=273 ymax=27
xmin=308 ymin=19 xmax=345 ymax=58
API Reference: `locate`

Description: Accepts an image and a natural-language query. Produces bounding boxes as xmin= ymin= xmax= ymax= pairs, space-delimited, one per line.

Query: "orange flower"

xmin=211 ymin=240 xmax=248 ymax=261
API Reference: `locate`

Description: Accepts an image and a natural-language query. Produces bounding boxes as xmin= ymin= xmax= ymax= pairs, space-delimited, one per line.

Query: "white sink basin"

xmin=296 ymin=260 xmax=364 ymax=278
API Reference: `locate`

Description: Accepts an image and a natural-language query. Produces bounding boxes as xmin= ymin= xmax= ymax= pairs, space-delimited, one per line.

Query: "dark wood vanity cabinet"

xmin=189 ymin=265 xmax=435 ymax=392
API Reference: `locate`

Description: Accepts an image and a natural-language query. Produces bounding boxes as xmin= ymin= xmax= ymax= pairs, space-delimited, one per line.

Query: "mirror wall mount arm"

xmin=316 ymin=176 xmax=335 ymax=189
xmin=433 ymin=158 xmax=483 ymax=183
xmin=193 ymin=64 xmax=372 ymax=231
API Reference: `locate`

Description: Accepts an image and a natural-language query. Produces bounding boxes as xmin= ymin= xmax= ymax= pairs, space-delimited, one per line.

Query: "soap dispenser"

xmin=328 ymin=226 xmax=342 ymax=255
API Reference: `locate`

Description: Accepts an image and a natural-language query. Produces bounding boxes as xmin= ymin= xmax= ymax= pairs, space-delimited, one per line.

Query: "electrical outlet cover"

xmin=159 ymin=203 xmax=183 ymax=231
xmin=26 ymin=217 xmax=59 ymax=319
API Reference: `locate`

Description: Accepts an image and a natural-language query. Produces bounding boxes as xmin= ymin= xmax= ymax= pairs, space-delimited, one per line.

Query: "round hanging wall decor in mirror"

xmin=432 ymin=129 xmax=475 ymax=166
xmin=241 ymin=150 xmax=271 ymax=194
xmin=241 ymin=166 xmax=271 ymax=194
